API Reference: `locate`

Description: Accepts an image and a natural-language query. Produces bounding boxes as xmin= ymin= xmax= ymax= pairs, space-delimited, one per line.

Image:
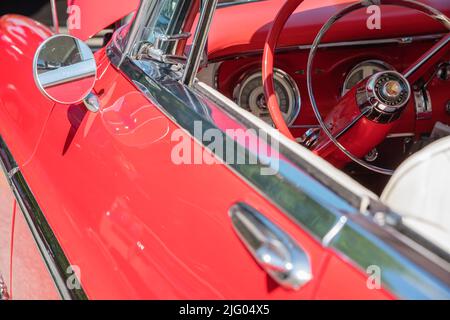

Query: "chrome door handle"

xmin=230 ymin=203 xmax=312 ymax=290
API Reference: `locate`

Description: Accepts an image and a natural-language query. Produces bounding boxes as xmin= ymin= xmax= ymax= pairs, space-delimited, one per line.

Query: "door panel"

xmin=20 ymin=52 xmax=329 ymax=299
xmin=10 ymin=204 xmax=60 ymax=300
xmin=313 ymin=254 xmax=395 ymax=299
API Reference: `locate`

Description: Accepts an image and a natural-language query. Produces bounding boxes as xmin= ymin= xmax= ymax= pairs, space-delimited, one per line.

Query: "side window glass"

xmin=144 ymin=0 xmax=182 ymax=45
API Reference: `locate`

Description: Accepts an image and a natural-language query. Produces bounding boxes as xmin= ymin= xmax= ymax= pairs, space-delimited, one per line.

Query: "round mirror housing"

xmin=33 ymin=34 xmax=97 ymax=104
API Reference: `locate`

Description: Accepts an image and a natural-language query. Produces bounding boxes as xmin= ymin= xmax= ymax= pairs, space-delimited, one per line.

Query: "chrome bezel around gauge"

xmin=342 ymin=60 xmax=393 ymax=96
xmin=233 ymin=68 xmax=301 ymax=126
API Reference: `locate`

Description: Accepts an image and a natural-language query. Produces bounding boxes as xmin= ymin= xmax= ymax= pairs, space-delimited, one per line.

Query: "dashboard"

xmin=200 ymin=34 xmax=450 ymax=140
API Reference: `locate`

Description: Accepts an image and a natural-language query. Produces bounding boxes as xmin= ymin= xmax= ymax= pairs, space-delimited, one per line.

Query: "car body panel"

xmin=20 ymin=50 xmax=329 ymax=299
xmin=1 ymin=34 xmax=393 ymax=299
xmin=0 ymin=2 xmax=448 ymax=300
xmin=313 ymin=254 xmax=392 ymax=299
xmin=67 ymin=0 xmax=139 ymax=41
xmin=0 ymin=15 xmax=54 ymax=166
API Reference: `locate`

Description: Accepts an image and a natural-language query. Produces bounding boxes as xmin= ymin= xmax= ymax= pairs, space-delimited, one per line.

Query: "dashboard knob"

xmin=446 ymin=101 xmax=450 ymax=115
xmin=437 ymin=63 xmax=450 ymax=81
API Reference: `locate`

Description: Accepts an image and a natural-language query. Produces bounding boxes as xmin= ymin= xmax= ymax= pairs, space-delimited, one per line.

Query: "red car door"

xmin=19 ymin=47 xmax=330 ymax=299
xmin=2 ymin=4 xmax=446 ymax=300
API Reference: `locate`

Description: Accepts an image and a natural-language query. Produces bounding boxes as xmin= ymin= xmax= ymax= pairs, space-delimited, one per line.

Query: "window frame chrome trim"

xmin=50 ymin=0 xmax=60 ymax=34
xmin=120 ymin=0 xmax=200 ymax=67
xmin=120 ymin=0 xmax=157 ymax=66
xmin=217 ymin=0 xmax=265 ymax=8
xmin=183 ymin=0 xmax=218 ymax=86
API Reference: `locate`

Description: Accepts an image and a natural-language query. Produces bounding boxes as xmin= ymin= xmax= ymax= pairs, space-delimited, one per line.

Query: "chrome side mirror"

xmin=33 ymin=34 xmax=97 ymax=105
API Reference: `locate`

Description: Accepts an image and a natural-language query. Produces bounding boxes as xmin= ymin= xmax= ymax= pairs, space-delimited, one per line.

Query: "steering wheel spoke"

xmin=403 ymin=34 xmax=450 ymax=84
xmin=333 ymin=111 xmax=368 ymax=141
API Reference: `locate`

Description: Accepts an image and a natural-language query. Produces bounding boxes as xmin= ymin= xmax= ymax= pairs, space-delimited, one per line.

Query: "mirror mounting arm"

xmin=136 ymin=42 xmax=187 ymax=71
xmin=83 ymin=92 xmax=101 ymax=113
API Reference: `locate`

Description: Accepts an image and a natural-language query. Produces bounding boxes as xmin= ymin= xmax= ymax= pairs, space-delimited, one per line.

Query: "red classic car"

xmin=0 ymin=0 xmax=449 ymax=300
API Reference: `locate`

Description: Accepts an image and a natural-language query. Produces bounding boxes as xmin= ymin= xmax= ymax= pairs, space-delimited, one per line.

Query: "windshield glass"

xmin=143 ymin=0 xmax=186 ymax=46
xmin=154 ymin=0 xmax=182 ymax=35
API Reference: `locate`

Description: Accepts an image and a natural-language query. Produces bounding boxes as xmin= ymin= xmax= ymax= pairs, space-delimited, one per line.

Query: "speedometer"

xmin=342 ymin=60 xmax=392 ymax=96
xmin=234 ymin=69 xmax=301 ymax=126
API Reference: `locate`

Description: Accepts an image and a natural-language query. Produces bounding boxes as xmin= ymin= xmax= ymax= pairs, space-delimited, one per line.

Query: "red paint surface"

xmin=209 ymin=0 xmax=449 ymax=60
xmin=18 ymin=54 xmax=394 ymax=297
xmin=311 ymin=85 xmax=396 ymax=167
xmin=2 ymin=2 xmax=446 ymax=299
xmin=0 ymin=15 xmax=55 ymax=166
xmin=262 ymin=0 xmax=304 ymax=140
xmin=314 ymin=253 xmax=395 ymax=299
xmin=67 ymin=0 xmax=139 ymax=41
xmin=20 ymin=55 xmax=327 ymax=298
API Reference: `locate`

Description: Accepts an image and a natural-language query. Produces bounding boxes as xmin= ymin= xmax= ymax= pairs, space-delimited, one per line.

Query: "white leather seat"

xmin=381 ymin=136 xmax=450 ymax=253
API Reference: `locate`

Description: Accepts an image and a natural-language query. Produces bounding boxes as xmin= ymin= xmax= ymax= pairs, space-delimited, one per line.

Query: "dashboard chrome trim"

xmin=217 ymin=0 xmax=265 ymax=8
xmin=386 ymin=132 xmax=415 ymax=139
xmin=404 ymin=35 xmax=450 ymax=79
xmin=209 ymin=33 xmax=447 ymax=62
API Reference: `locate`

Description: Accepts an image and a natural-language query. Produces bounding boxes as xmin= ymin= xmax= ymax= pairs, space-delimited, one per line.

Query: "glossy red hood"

xmin=67 ymin=0 xmax=139 ymax=40
xmin=208 ymin=0 xmax=450 ymax=60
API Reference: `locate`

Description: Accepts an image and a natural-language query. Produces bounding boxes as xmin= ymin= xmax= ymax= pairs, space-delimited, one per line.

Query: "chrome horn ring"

xmin=306 ymin=0 xmax=450 ymax=175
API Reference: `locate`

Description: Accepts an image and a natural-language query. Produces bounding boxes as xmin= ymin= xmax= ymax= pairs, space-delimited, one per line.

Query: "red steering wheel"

xmin=263 ymin=0 xmax=450 ymax=174
xmin=262 ymin=0 xmax=305 ymax=141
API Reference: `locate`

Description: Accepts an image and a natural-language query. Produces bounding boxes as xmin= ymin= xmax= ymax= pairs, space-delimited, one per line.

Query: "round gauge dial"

xmin=342 ymin=60 xmax=392 ymax=96
xmin=235 ymin=69 xmax=300 ymax=126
